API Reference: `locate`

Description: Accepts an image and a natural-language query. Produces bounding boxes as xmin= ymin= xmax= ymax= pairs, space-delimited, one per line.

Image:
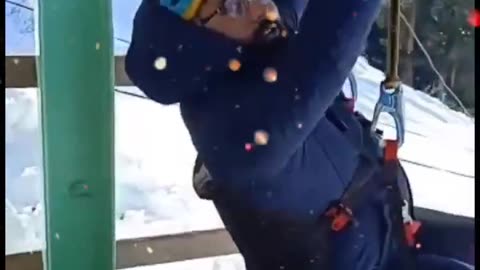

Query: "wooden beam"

xmin=5 ymin=56 xmax=38 ymax=88
xmin=5 ymin=252 xmax=43 ymax=270
xmin=5 ymin=56 xmax=132 ymax=88
xmin=115 ymin=56 xmax=133 ymax=86
xmin=5 ymin=229 xmax=238 ymax=270
xmin=116 ymin=229 xmax=238 ymax=269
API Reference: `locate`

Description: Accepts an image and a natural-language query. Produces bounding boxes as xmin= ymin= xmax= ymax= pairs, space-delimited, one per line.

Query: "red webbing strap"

xmin=324 ymin=152 xmax=378 ymax=232
xmin=384 ymin=140 xmax=399 ymax=161
xmin=384 ymin=140 xmax=421 ymax=248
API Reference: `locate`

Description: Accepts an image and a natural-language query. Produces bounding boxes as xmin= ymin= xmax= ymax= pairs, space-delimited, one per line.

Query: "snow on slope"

xmin=5 ymin=57 xmax=475 ymax=257
xmin=5 ymin=1 xmax=474 ymax=268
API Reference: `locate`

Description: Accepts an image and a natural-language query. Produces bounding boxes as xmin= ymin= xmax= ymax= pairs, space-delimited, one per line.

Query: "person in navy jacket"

xmin=125 ymin=1 xmax=474 ymax=269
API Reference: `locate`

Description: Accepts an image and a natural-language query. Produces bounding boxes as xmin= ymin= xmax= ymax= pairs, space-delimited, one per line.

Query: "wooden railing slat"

xmin=6 ymin=229 xmax=239 ymax=270
xmin=5 ymin=56 xmax=133 ymax=88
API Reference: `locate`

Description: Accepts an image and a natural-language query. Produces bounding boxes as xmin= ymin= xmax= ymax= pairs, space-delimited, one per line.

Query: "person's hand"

xmin=205 ymin=13 xmax=260 ymax=43
xmin=196 ymin=0 xmax=281 ymax=44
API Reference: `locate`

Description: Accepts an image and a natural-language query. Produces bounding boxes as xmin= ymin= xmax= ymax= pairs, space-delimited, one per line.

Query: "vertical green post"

xmin=37 ymin=0 xmax=115 ymax=269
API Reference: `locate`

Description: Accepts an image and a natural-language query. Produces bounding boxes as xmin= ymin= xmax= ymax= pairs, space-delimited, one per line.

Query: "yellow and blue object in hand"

xmin=159 ymin=0 xmax=205 ymax=20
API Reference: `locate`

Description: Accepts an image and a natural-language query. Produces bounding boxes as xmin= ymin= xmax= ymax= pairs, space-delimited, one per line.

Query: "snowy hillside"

xmin=5 ymin=1 xmax=475 ymax=269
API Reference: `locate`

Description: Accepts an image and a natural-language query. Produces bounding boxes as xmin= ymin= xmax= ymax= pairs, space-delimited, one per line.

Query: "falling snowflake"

xmin=228 ymin=59 xmax=242 ymax=72
xmin=468 ymin=9 xmax=480 ymax=28
xmin=146 ymin=246 xmax=154 ymax=254
xmin=254 ymin=130 xmax=269 ymax=145
xmin=245 ymin=143 xmax=254 ymax=152
xmin=297 ymin=122 xmax=303 ymax=129
xmin=153 ymin=57 xmax=167 ymax=70
xmin=95 ymin=42 xmax=101 ymax=50
xmin=263 ymin=67 xmax=278 ymax=83
xmin=13 ymin=58 xmax=20 ymax=65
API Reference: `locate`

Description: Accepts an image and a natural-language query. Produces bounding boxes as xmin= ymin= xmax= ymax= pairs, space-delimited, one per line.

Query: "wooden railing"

xmin=6 ymin=229 xmax=239 ymax=270
xmin=6 ymin=56 xmax=133 ymax=88
xmin=5 ymin=55 xmax=239 ymax=270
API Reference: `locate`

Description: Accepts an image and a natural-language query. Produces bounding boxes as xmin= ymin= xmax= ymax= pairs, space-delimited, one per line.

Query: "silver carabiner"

xmin=347 ymin=72 xmax=358 ymax=102
xmin=340 ymin=73 xmax=358 ymax=112
xmin=370 ymin=82 xmax=405 ymax=147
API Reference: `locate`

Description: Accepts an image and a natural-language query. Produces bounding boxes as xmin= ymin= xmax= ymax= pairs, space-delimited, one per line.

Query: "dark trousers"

xmin=213 ymin=193 xmax=385 ymax=270
xmin=213 ymin=195 xmax=475 ymax=270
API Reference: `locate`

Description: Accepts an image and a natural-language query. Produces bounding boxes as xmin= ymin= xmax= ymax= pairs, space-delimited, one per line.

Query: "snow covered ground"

xmin=5 ymin=0 xmax=475 ymax=269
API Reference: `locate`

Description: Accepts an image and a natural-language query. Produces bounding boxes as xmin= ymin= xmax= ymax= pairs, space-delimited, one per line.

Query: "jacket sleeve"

xmin=125 ymin=0 xmax=243 ymax=105
xmin=198 ymin=0 xmax=381 ymax=182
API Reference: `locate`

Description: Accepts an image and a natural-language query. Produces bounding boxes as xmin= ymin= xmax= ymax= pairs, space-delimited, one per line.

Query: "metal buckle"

xmin=370 ymin=82 xmax=405 ymax=147
xmin=325 ymin=203 xmax=354 ymax=232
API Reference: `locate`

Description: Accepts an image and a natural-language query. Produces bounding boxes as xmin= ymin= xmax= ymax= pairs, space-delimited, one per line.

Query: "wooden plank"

xmin=5 ymin=229 xmax=239 ymax=270
xmin=5 ymin=56 xmax=133 ymax=88
xmin=116 ymin=229 xmax=238 ymax=269
xmin=114 ymin=56 xmax=133 ymax=87
xmin=5 ymin=251 xmax=43 ymax=270
xmin=5 ymin=56 xmax=38 ymax=88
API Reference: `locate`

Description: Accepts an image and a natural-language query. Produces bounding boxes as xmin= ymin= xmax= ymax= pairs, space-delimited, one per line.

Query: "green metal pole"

xmin=37 ymin=0 xmax=115 ymax=269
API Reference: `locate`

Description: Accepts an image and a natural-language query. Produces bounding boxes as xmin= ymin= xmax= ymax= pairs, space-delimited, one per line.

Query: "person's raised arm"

xmin=125 ymin=0 xmax=243 ymax=105
xmin=281 ymin=0 xmax=382 ymax=88
xmin=194 ymin=0 xmax=382 ymax=182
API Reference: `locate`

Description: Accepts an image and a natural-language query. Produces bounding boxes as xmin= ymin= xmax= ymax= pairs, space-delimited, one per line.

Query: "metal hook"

xmin=370 ymin=82 xmax=405 ymax=147
xmin=347 ymin=72 xmax=358 ymax=102
xmin=339 ymin=73 xmax=358 ymax=112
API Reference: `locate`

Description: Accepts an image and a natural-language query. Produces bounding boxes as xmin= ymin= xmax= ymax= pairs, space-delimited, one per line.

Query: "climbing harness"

xmin=374 ymin=1 xmax=421 ymax=258
xmin=323 ymin=0 xmax=422 ymax=269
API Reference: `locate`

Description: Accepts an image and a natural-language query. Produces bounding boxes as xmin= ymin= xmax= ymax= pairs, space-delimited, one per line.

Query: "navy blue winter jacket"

xmin=127 ymin=0 xmax=381 ymax=203
xmin=126 ymin=0 xmax=383 ymax=215
xmin=126 ymin=0 xmax=382 ymax=268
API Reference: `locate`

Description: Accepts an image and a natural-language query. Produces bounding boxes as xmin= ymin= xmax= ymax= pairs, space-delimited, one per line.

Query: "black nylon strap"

xmin=337 ymin=152 xmax=379 ymax=212
xmin=380 ymin=159 xmax=417 ymax=270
